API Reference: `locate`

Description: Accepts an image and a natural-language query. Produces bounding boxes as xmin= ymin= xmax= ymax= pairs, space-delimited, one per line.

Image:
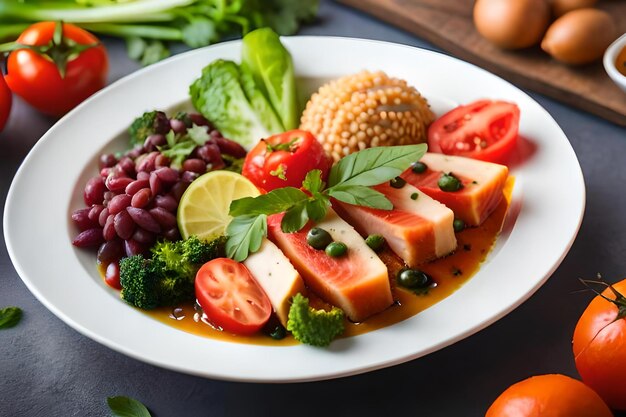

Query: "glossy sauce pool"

xmin=616 ymin=45 xmax=626 ymax=77
xmin=140 ymin=178 xmax=514 ymax=346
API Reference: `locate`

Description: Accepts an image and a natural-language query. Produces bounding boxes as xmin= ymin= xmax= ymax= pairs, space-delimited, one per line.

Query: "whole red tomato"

xmin=5 ymin=22 xmax=108 ymax=116
xmin=242 ymin=130 xmax=332 ymax=192
xmin=0 ymin=75 xmax=11 ymax=132
xmin=573 ymin=278 xmax=626 ymax=411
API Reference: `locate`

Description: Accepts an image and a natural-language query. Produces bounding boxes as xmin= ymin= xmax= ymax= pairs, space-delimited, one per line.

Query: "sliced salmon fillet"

xmin=267 ymin=209 xmax=392 ymax=322
xmin=333 ymin=181 xmax=457 ymax=267
xmin=401 ymin=153 xmax=509 ymax=226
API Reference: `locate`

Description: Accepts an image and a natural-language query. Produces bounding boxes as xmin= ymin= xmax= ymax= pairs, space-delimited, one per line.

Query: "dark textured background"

xmin=2 ymin=1 xmax=625 ymax=416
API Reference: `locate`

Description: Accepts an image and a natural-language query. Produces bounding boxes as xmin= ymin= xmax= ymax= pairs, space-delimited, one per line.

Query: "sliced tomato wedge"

xmin=428 ymin=100 xmax=520 ymax=164
xmin=195 ymin=258 xmax=271 ymax=335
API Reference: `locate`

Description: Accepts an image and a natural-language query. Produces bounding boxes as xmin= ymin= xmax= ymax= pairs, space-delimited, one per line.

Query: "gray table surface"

xmin=2 ymin=1 xmax=626 ymax=416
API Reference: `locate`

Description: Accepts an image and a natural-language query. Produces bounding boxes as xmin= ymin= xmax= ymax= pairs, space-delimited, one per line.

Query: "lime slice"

xmin=177 ymin=171 xmax=260 ymax=240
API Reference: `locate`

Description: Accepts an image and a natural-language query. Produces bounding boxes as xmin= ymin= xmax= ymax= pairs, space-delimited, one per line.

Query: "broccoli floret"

xmin=119 ymin=255 xmax=160 ymax=309
xmin=182 ymin=235 xmax=226 ymax=264
xmin=286 ymin=293 xmax=345 ymax=347
xmin=128 ymin=110 xmax=169 ymax=147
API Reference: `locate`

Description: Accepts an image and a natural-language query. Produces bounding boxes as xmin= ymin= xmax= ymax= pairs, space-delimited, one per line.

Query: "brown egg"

xmin=541 ymin=9 xmax=617 ymax=65
xmin=550 ymin=0 xmax=598 ymax=17
xmin=473 ymin=0 xmax=551 ymax=49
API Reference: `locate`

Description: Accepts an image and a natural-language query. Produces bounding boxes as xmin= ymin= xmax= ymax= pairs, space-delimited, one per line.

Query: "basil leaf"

xmin=107 ymin=396 xmax=151 ymax=417
xmin=306 ymin=195 xmax=330 ymax=222
xmin=225 ymin=214 xmax=267 ymax=261
xmin=229 ymin=187 xmax=308 ymax=217
xmin=281 ymin=201 xmax=309 ymax=233
xmin=302 ymin=169 xmax=324 ymax=194
xmin=328 ymin=144 xmax=427 ymax=188
xmin=0 ymin=307 xmax=22 ymax=330
xmin=328 ymin=185 xmax=393 ymax=210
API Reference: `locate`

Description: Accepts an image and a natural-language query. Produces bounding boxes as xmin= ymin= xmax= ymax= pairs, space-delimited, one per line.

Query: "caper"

xmin=269 ymin=325 xmax=287 ymax=340
xmin=453 ymin=219 xmax=465 ymax=232
xmin=307 ymin=227 xmax=333 ymax=250
xmin=397 ymin=268 xmax=431 ymax=289
xmin=390 ymin=176 xmax=406 ymax=189
xmin=438 ymin=172 xmax=463 ymax=192
xmin=412 ymin=161 xmax=428 ymax=174
xmin=325 ymin=241 xmax=348 ymax=257
xmin=365 ymin=234 xmax=385 ymax=252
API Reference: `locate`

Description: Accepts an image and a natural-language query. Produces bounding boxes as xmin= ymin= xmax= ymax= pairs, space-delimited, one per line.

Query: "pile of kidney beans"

xmin=71 ymin=112 xmax=246 ymax=286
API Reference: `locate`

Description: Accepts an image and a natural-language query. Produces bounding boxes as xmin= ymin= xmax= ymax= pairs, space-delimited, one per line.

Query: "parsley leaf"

xmin=281 ymin=200 xmax=309 ymax=233
xmin=107 ymin=396 xmax=151 ymax=417
xmin=328 ymin=185 xmax=393 ymax=209
xmin=225 ymin=214 xmax=267 ymax=262
xmin=302 ymin=169 xmax=324 ymax=193
xmin=0 ymin=307 xmax=22 ymax=330
xmin=229 ymin=187 xmax=308 ymax=217
xmin=306 ymin=195 xmax=331 ymax=222
xmin=159 ymin=140 xmax=197 ymax=170
xmin=328 ymin=144 xmax=427 ymax=188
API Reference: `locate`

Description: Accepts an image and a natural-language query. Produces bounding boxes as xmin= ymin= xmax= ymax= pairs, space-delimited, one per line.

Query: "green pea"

xmin=389 ymin=176 xmax=406 ymax=189
xmin=453 ymin=219 xmax=465 ymax=232
xmin=365 ymin=234 xmax=385 ymax=252
xmin=438 ymin=172 xmax=463 ymax=192
xmin=307 ymin=227 xmax=333 ymax=250
xmin=397 ymin=269 xmax=431 ymax=289
xmin=412 ymin=161 xmax=428 ymax=174
xmin=325 ymin=241 xmax=348 ymax=257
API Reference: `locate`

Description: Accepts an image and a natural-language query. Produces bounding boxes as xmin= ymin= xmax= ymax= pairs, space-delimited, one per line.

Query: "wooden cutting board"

xmin=337 ymin=0 xmax=626 ymax=126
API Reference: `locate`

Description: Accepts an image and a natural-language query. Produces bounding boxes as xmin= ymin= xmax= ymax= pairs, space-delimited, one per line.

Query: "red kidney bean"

xmin=103 ymin=191 xmax=115 ymax=203
xmin=103 ymin=215 xmax=117 ymax=241
xmin=136 ymin=171 xmax=150 ymax=181
xmin=124 ymin=239 xmax=150 ymax=257
xmin=170 ymin=118 xmax=186 ymax=134
xmin=84 ymin=176 xmax=106 ymax=206
xmin=136 ymin=151 xmax=158 ymax=173
xmin=189 ymin=113 xmax=211 ymax=127
xmin=98 ymin=207 xmax=109 ymax=227
xmin=154 ymin=167 xmax=179 ymax=184
xmin=214 ymin=137 xmax=246 ymax=158
xmin=154 ymin=111 xmax=170 ymax=134
xmin=132 ymin=228 xmax=156 ymax=244
xmin=97 ymin=239 xmax=125 ymax=264
xmin=105 ymin=262 xmax=122 ymax=290
xmin=169 ymin=182 xmax=189 ymax=202
xmin=155 ymin=153 xmax=170 ymax=168
xmin=143 ymin=136 xmax=156 ymax=152
xmin=72 ymin=208 xmax=96 ymax=231
xmin=131 ymin=188 xmax=152 ymax=208
xmin=118 ymin=157 xmax=136 ymax=177
xmin=125 ymin=179 xmax=149 ymax=196
xmin=88 ymin=204 xmax=105 ymax=223
xmin=126 ymin=207 xmax=161 ymax=233
xmin=197 ymin=142 xmax=221 ymax=164
xmin=149 ymin=172 xmax=162 ymax=195
xmin=155 ymin=194 xmax=177 ymax=212
xmin=99 ymin=154 xmax=117 ymax=170
xmin=127 ymin=145 xmax=144 ymax=159
xmin=106 ymin=175 xmax=134 ymax=193
xmin=182 ymin=158 xmax=206 ymax=174
xmin=163 ymin=227 xmax=181 ymax=241
xmin=72 ymin=228 xmax=104 ymax=247
xmin=114 ymin=210 xmax=135 ymax=240
xmin=149 ymin=133 xmax=166 ymax=147
xmin=149 ymin=207 xmax=177 ymax=228
xmin=181 ymin=171 xmax=199 ymax=183
xmin=108 ymin=193 xmax=132 ymax=215
xmin=100 ymin=167 xmax=112 ymax=178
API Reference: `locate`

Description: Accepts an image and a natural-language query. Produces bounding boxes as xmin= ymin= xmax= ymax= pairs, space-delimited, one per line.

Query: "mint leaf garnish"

xmin=0 ymin=307 xmax=22 ymax=330
xmin=107 ymin=396 xmax=151 ymax=417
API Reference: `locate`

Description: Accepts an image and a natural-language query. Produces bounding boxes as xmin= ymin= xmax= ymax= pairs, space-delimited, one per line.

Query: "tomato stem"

xmin=579 ymin=277 xmax=626 ymax=321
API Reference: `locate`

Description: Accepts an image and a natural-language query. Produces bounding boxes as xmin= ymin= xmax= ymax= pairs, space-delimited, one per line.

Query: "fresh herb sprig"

xmin=225 ymin=144 xmax=427 ymax=261
xmin=107 ymin=396 xmax=151 ymax=417
xmin=0 ymin=306 xmax=22 ymax=329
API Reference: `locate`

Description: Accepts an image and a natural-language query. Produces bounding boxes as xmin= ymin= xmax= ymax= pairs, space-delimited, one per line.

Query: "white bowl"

xmin=604 ymin=33 xmax=626 ymax=93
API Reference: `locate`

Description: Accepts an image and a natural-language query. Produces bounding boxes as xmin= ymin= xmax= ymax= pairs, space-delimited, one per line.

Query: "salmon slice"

xmin=267 ymin=209 xmax=392 ymax=322
xmin=333 ymin=181 xmax=457 ymax=267
xmin=401 ymin=153 xmax=509 ymax=226
xmin=243 ymin=239 xmax=306 ymax=327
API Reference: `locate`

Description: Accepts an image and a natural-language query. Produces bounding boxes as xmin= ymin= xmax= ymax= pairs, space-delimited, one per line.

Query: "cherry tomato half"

xmin=428 ymin=100 xmax=520 ymax=164
xmin=5 ymin=22 xmax=108 ymax=117
xmin=573 ymin=278 xmax=626 ymax=411
xmin=195 ymin=258 xmax=271 ymax=335
xmin=0 ymin=75 xmax=11 ymax=132
xmin=242 ymin=130 xmax=332 ymax=192
xmin=486 ymin=374 xmax=612 ymax=417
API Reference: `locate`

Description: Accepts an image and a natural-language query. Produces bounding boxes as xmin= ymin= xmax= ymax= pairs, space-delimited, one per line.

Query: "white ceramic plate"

xmin=4 ymin=37 xmax=585 ymax=382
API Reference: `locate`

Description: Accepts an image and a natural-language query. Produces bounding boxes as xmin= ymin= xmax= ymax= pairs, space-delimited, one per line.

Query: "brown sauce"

xmin=138 ymin=178 xmax=515 ymax=346
xmin=617 ymin=45 xmax=626 ymax=77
